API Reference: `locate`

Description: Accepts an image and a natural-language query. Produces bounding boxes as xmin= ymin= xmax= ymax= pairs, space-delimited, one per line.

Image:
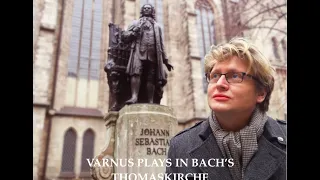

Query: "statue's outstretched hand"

xmin=165 ymin=63 xmax=174 ymax=71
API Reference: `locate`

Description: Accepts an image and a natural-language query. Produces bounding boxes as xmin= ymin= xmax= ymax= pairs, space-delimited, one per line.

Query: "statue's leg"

xmin=125 ymin=75 xmax=140 ymax=104
xmin=146 ymin=62 xmax=156 ymax=104
xmin=153 ymin=84 xmax=162 ymax=104
xmin=147 ymin=81 xmax=155 ymax=103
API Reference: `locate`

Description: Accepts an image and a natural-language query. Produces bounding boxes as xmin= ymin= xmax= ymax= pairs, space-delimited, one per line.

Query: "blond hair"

xmin=204 ymin=37 xmax=275 ymax=113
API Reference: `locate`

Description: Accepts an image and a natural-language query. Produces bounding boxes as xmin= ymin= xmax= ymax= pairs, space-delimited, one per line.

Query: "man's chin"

xmin=209 ymin=104 xmax=232 ymax=113
xmin=212 ymin=109 xmax=231 ymax=113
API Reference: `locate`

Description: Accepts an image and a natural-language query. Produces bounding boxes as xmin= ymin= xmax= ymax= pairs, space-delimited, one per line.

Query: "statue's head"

xmin=140 ymin=4 xmax=156 ymax=20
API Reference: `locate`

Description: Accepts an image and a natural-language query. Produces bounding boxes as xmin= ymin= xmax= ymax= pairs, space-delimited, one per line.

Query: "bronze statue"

xmin=123 ymin=4 xmax=173 ymax=104
xmin=105 ymin=4 xmax=173 ymax=111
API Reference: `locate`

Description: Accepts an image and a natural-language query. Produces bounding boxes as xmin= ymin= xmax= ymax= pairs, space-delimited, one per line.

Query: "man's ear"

xmin=256 ymin=89 xmax=267 ymax=103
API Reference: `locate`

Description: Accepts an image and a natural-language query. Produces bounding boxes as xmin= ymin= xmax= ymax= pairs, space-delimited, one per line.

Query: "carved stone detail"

xmin=91 ymin=112 xmax=119 ymax=180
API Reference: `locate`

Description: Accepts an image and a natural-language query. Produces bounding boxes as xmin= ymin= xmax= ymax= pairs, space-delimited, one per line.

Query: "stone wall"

xmin=33 ymin=0 xmax=59 ymax=179
xmin=33 ymin=30 xmax=55 ymax=104
xmin=45 ymin=116 xmax=106 ymax=179
xmin=165 ymin=0 xmax=195 ymax=122
xmin=33 ymin=107 xmax=47 ymax=180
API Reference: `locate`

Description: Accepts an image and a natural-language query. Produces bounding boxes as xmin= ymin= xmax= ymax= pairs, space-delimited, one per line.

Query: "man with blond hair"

xmin=165 ymin=37 xmax=286 ymax=180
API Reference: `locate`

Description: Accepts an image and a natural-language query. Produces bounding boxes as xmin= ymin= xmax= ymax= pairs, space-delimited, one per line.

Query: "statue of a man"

xmin=122 ymin=4 xmax=173 ymax=104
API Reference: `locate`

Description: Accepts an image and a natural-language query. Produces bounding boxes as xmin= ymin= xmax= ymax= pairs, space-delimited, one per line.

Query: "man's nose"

xmin=216 ymin=75 xmax=229 ymax=89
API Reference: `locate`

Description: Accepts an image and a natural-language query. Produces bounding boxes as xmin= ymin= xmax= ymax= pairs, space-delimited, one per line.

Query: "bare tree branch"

xmin=246 ymin=26 xmax=287 ymax=35
xmin=239 ymin=0 xmax=264 ymax=13
xmin=241 ymin=3 xmax=286 ymax=29
xmin=266 ymin=13 xmax=286 ymax=36
xmin=224 ymin=0 xmax=287 ymax=42
xmin=273 ymin=0 xmax=287 ymax=20
xmin=231 ymin=16 xmax=276 ymax=36
xmin=252 ymin=17 xmax=280 ymax=27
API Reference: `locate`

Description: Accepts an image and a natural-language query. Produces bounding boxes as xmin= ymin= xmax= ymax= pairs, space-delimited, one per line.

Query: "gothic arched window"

xmin=66 ymin=0 xmax=103 ymax=108
xmin=79 ymin=129 xmax=95 ymax=177
xmin=195 ymin=0 xmax=216 ymax=92
xmin=60 ymin=128 xmax=77 ymax=178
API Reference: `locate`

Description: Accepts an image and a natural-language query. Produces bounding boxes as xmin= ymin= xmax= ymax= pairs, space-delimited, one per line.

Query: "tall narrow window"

xmin=195 ymin=0 xmax=215 ymax=92
xmin=281 ymin=39 xmax=287 ymax=61
xmin=80 ymin=129 xmax=95 ymax=178
xmin=272 ymin=37 xmax=280 ymax=60
xmin=60 ymin=128 xmax=77 ymax=178
xmin=140 ymin=0 xmax=164 ymax=34
xmin=66 ymin=0 xmax=103 ymax=108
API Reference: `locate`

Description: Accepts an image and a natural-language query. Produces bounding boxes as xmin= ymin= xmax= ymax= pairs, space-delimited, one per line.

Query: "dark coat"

xmin=165 ymin=117 xmax=286 ymax=180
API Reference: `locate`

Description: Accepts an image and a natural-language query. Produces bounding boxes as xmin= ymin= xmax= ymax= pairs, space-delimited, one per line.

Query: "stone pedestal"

xmin=91 ymin=111 xmax=118 ymax=180
xmin=91 ymin=104 xmax=177 ymax=180
xmin=115 ymin=104 xmax=177 ymax=175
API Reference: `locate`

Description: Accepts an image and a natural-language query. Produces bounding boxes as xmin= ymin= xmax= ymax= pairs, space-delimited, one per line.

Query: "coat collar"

xmin=188 ymin=117 xmax=286 ymax=180
xmin=189 ymin=120 xmax=232 ymax=180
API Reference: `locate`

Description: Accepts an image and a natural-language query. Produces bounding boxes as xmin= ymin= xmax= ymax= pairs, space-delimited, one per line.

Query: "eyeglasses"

xmin=205 ymin=72 xmax=259 ymax=84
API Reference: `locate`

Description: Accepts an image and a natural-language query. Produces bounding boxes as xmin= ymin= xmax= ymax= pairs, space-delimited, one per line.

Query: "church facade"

xmin=33 ymin=0 xmax=286 ymax=179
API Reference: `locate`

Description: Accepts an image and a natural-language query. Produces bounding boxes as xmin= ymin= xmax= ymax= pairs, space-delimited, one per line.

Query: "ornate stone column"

xmin=91 ymin=112 xmax=119 ymax=180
